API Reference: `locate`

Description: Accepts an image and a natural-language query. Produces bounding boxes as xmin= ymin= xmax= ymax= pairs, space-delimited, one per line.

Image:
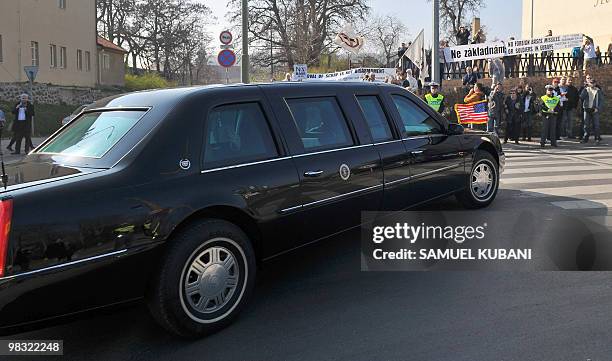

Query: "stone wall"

xmin=0 ymin=82 xmax=124 ymax=106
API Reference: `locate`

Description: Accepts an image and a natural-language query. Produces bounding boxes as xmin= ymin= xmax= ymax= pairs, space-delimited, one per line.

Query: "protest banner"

xmin=303 ymin=68 xmax=396 ymax=82
xmin=443 ymin=42 xmax=507 ymax=63
xmin=505 ymin=34 xmax=583 ymax=56
xmin=293 ymin=64 xmax=308 ymax=81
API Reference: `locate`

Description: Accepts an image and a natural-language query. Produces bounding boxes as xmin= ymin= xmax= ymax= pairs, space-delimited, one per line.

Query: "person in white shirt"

xmin=582 ymin=37 xmax=597 ymax=72
xmin=403 ymin=69 xmax=418 ymax=93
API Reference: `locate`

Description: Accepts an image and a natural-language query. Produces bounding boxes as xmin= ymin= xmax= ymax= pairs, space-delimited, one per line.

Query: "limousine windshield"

xmin=37 ymin=110 xmax=146 ymax=158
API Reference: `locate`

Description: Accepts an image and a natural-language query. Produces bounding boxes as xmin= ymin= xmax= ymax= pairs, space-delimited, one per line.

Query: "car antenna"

xmin=0 ymin=126 xmax=8 ymax=190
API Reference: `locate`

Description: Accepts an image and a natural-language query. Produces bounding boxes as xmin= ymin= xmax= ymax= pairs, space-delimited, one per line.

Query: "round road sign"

xmin=220 ymin=31 xmax=233 ymax=45
xmin=218 ymin=49 xmax=237 ymax=68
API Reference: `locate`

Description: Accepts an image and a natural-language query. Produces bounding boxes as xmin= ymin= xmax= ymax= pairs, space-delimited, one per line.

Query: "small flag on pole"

xmin=454 ymin=101 xmax=489 ymax=124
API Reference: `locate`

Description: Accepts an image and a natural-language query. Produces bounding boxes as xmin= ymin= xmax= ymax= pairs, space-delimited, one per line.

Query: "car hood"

xmin=1 ymin=159 xmax=104 ymax=192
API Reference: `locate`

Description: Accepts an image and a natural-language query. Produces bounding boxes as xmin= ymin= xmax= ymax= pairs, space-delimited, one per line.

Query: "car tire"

xmin=456 ymin=150 xmax=499 ymax=209
xmin=147 ymin=219 xmax=256 ymax=338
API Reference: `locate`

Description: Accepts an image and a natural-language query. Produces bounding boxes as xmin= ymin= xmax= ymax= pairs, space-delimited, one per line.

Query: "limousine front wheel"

xmin=147 ymin=219 xmax=256 ymax=338
xmin=456 ymin=150 xmax=499 ymax=209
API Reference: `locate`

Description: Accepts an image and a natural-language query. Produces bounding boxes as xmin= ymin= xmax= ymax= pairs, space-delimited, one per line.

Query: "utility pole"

xmin=432 ymin=0 xmax=440 ymax=84
xmin=241 ymin=0 xmax=250 ymax=84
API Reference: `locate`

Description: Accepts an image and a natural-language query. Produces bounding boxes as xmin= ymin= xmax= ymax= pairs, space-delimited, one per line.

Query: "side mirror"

xmin=448 ymin=123 xmax=464 ymax=135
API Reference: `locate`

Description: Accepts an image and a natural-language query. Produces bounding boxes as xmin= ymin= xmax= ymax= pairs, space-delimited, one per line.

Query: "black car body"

xmin=0 ymin=82 xmax=504 ymax=336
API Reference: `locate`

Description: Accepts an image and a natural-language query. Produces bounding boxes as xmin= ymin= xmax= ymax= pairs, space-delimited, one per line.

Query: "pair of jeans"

xmin=541 ymin=115 xmax=557 ymax=146
xmin=561 ymin=108 xmax=575 ymax=138
xmin=583 ymin=111 xmax=601 ymax=141
xmin=487 ymin=116 xmax=500 ymax=135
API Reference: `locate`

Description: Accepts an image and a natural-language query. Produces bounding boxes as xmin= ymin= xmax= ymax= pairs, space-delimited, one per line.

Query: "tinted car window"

xmin=38 ymin=110 xmax=144 ymax=158
xmin=203 ymin=103 xmax=278 ymax=169
xmin=356 ymin=96 xmax=393 ymax=142
xmin=391 ymin=95 xmax=443 ymax=137
xmin=286 ymin=97 xmax=354 ymax=152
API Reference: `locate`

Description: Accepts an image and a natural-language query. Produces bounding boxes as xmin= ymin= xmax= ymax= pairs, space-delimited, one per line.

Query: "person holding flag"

xmin=423 ymin=82 xmax=446 ymax=114
xmin=540 ymin=85 xmax=561 ymax=148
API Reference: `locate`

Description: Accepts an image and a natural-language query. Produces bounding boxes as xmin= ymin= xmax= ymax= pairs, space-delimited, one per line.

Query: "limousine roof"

xmin=91 ymin=82 xmax=400 ymax=110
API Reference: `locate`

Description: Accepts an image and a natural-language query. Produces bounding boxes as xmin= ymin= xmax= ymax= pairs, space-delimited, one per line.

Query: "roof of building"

xmin=97 ymin=37 xmax=128 ymax=53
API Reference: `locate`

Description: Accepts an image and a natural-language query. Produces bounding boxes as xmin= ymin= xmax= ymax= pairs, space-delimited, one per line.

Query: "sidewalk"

xmin=0 ymin=137 xmax=47 ymax=164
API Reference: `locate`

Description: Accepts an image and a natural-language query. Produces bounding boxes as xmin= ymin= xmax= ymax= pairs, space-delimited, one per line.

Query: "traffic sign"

xmin=218 ymin=49 xmax=237 ymax=68
xmin=220 ymin=31 xmax=233 ymax=45
xmin=23 ymin=66 xmax=39 ymax=83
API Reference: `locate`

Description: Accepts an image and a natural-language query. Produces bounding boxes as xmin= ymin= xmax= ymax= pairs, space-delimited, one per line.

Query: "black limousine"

xmin=0 ymin=82 xmax=504 ymax=337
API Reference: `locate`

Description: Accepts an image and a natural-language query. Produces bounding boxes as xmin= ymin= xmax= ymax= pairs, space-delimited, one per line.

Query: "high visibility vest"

xmin=425 ymin=93 xmax=444 ymax=112
xmin=540 ymin=95 xmax=560 ymax=113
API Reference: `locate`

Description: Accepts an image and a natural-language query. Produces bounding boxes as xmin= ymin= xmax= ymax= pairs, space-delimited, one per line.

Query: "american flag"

xmin=454 ymin=100 xmax=489 ymax=125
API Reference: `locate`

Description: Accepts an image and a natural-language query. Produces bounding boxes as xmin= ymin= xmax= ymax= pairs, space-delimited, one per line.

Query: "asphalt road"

xmin=5 ymin=138 xmax=612 ymax=361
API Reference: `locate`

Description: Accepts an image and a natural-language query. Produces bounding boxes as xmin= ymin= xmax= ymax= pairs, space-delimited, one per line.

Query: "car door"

xmin=263 ymin=85 xmax=384 ymax=245
xmin=386 ymin=92 xmax=466 ymax=206
xmin=352 ymin=91 xmax=413 ymax=211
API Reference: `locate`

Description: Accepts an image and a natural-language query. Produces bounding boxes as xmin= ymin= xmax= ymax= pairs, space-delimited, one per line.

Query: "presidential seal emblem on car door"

xmin=179 ymin=159 xmax=191 ymax=170
xmin=339 ymin=164 xmax=351 ymax=181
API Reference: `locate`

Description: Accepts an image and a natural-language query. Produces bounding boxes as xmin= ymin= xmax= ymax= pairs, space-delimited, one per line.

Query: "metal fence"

xmin=441 ymin=53 xmax=611 ymax=80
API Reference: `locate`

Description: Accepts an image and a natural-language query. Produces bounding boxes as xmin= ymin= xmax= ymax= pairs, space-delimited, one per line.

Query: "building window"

xmin=50 ymin=44 xmax=57 ymax=68
xmin=77 ymin=49 xmax=83 ymax=71
xmin=0 ymin=35 xmax=3 ymax=63
xmin=85 ymin=51 xmax=91 ymax=71
xmin=31 ymin=41 xmax=39 ymax=66
xmin=58 ymin=0 xmax=66 ymax=9
xmin=102 ymin=53 xmax=110 ymax=70
xmin=60 ymin=46 xmax=67 ymax=69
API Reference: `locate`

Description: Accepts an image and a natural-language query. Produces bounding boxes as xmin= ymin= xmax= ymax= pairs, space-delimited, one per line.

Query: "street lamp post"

xmin=241 ymin=0 xmax=250 ymax=84
xmin=432 ymin=0 xmax=440 ymax=84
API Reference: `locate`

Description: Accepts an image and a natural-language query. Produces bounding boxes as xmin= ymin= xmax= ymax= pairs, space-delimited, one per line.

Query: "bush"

xmin=0 ymin=101 xmax=75 ymax=137
xmin=125 ymin=73 xmax=170 ymax=91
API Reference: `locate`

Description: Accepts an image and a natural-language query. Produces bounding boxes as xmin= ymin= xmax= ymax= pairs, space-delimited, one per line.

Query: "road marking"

xmin=504 ymin=165 xmax=612 ymax=175
xmin=521 ymin=184 xmax=612 ymax=198
xmin=501 ymin=173 xmax=612 ymax=185
xmin=550 ymin=199 xmax=612 ymax=210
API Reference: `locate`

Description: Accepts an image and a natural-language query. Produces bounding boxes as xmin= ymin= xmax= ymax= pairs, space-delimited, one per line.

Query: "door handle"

xmin=304 ymin=170 xmax=324 ymax=177
xmin=411 ymin=150 xmax=424 ymax=155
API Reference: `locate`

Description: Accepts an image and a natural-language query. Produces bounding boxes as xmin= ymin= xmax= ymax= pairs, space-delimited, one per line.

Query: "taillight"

xmin=0 ymin=198 xmax=14 ymax=278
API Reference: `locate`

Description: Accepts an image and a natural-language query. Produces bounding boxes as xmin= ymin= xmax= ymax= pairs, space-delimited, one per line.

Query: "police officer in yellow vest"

xmin=424 ymin=82 xmax=446 ymax=114
xmin=540 ymin=84 xmax=562 ymax=148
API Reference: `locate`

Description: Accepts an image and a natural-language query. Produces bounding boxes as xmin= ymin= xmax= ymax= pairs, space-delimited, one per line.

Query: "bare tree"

xmin=230 ymin=0 xmax=369 ymax=69
xmin=429 ymin=0 xmax=486 ymax=44
xmin=368 ymin=15 xmax=409 ymax=67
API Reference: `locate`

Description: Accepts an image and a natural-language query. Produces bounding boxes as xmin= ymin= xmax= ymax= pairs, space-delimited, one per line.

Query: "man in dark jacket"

xmin=504 ymin=88 xmax=524 ymax=144
xmin=488 ymin=83 xmax=505 ymax=135
xmin=522 ymin=85 xmax=537 ymax=141
xmin=463 ymin=66 xmax=479 ymax=87
xmin=579 ymin=75 xmax=604 ymax=145
xmin=561 ymin=76 xmax=579 ymax=139
xmin=11 ymin=93 xmax=35 ymax=155
xmin=456 ymin=26 xmax=470 ymax=45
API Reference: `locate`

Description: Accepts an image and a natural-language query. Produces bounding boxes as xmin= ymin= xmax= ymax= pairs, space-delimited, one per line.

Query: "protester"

xmin=582 ymin=36 xmax=597 ymax=72
xmin=0 ymin=107 xmax=5 ymax=130
xmin=456 ymin=26 xmax=470 ymax=46
xmin=423 ymin=82 xmax=445 ymax=114
xmin=439 ymin=40 xmax=448 ymax=88
xmin=368 ymin=72 xmax=376 ymax=82
xmin=540 ymin=85 xmax=561 ymax=148
xmin=283 ymin=72 xmax=292 ymax=81
xmin=571 ymin=45 xmax=584 ymax=73
xmin=504 ymin=88 xmax=524 ymax=144
xmin=11 ymin=94 xmax=35 ymax=155
xmin=542 ymin=30 xmax=554 ymax=76
xmin=561 ymin=77 xmax=579 ymax=139
xmin=595 ymin=46 xmax=602 ymax=66
xmin=579 ymin=75 xmax=604 ymax=145
xmin=488 ymin=58 xmax=505 ymax=86
xmin=504 ymin=37 xmax=518 ymax=79
xmin=404 ymin=69 xmax=418 ymax=93
xmin=608 ymin=40 xmax=612 ymax=62
xmin=464 ymin=83 xmax=485 ymax=103
xmin=488 ymin=83 xmax=505 ymax=135
xmin=462 ymin=66 xmax=479 ymax=87
xmin=522 ymin=85 xmax=537 ymax=141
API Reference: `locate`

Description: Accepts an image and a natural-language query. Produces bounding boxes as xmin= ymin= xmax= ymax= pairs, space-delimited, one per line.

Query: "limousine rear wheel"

xmin=456 ymin=150 xmax=499 ymax=209
xmin=147 ymin=219 xmax=256 ymax=338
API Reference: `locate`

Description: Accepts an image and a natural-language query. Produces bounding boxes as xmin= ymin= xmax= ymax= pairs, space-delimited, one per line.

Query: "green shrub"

xmin=125 ymin=73 xmax=170 ymax=91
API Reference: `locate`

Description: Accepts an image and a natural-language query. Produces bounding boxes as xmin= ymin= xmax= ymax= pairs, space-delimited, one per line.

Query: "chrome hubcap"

xmin=184 ymin=246 xmax=239 ymax=314
xmin=471 ymin=162 xmax=494 ymax=199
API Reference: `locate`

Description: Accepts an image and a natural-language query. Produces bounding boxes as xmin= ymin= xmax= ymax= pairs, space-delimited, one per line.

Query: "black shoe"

xmin=6 ymin=146 xmax=13 ymax=152
xmin=580 ymin=140 xmax=588 ymax=144
xmin=515 ymin=141 xmax=519 ymax=145
xmin=527 ymin=138 xmax=532 ymax=142
xmin=551 ymin=144 xmax=558 ymax=148
xmin=540 ymin=144 xmax=545 ymax=148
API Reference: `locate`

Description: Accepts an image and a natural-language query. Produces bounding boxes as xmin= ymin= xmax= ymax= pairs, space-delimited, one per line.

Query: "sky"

xmin=201 ymin=0 xmax=523 ymax=48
